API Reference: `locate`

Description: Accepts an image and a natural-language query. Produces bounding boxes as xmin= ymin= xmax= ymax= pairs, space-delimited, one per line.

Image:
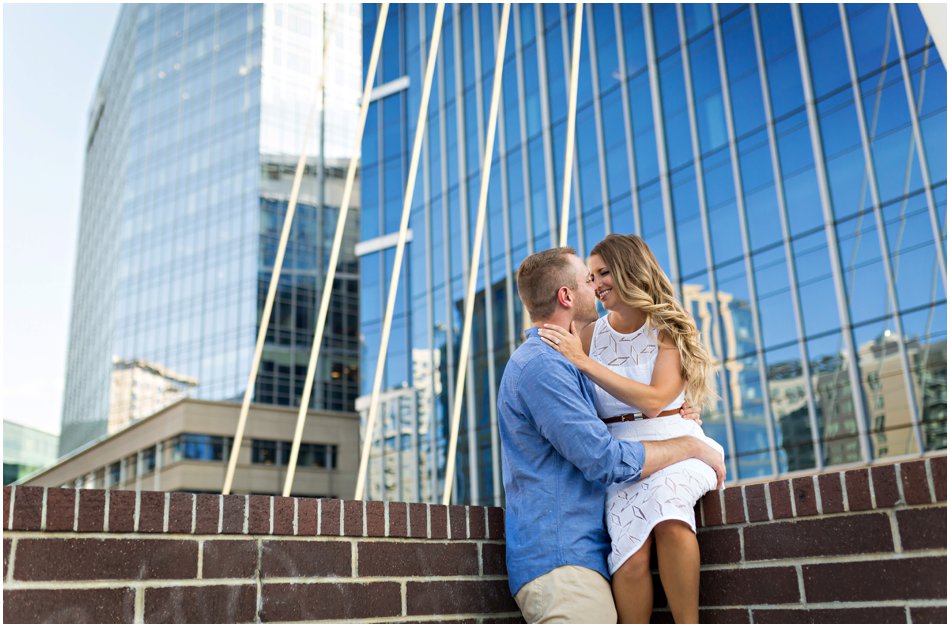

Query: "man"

xmin=498 ymin=247 xmax=725 ymax=623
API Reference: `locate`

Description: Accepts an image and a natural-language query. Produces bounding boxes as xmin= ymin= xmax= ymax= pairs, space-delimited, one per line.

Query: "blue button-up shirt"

xmin=497 ymin=328 xmax=646 ymax=596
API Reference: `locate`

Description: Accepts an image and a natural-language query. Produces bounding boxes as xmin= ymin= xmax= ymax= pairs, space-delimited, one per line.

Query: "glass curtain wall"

xmin=358 ymin=3 xmax=947 ymax=505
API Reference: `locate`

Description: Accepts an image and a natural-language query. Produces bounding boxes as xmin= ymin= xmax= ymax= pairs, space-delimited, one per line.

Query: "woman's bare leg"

xmin=653 ymin=520 xmax=700 ymax=624
xmin=611 ymin=534 xmax=654 ymax=624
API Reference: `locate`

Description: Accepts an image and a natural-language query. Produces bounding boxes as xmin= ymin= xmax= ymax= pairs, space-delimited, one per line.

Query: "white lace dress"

xmin=589 ymin=315 xmax=724 ymax=574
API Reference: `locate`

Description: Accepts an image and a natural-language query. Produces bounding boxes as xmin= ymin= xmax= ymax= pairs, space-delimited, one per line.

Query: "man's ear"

xmin=556 ymin=285 xmax=573 ymax=309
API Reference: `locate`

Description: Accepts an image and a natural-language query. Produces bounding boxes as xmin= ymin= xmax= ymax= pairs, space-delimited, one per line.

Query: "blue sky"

xmin=4 ymin=3 xmax=121 ymax=435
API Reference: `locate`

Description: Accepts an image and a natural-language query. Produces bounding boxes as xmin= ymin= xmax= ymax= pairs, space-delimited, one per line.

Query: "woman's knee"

xmin=653 ymin=520 xmax=694 ymax=542
xmin=615 ymin=547 xmax=652 ymax=582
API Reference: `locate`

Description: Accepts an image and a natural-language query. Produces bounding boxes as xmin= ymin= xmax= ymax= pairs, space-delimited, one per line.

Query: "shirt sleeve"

xmin=517 ymin=355 xmax=645 ymax=487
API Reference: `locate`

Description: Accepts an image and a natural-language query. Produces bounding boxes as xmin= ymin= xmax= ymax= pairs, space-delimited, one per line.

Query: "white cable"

xmin=354 ymin=3 xmax=447 ymax=501
xmin=223 ymin=5 xmax=341 ymax=495
xmin=442 ymin=3 xmax=512 ymax=506
xmin=282 ymin=4 xmax=390 ymax=497
xmin=558 ymin=2 xmax=585 ymax=247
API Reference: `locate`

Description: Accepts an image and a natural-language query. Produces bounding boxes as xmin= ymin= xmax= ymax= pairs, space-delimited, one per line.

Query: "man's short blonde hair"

xmin=516 ymin=247 xmax=577 ymax=321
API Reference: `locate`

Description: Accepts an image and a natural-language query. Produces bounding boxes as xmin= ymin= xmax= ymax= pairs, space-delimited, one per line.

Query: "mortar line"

xmin=293 ymin=498 xmax=299 ymax=536
xmin=40 ymin=488 xmax=48 ymax=531
xmin=134 ymin=489 xmax=142 ymax=532
xmin=217 ymin=495 xmax=223 ymax=533
xmin=104 ymin=489 xmax=111 ymax=532
xmin=73 ymin=488 xmax=80 ymax=532
xmin=134 ymin=585 xmax=145 ymax=623
xmin=163 ymin=493 xmax=170 ymax=533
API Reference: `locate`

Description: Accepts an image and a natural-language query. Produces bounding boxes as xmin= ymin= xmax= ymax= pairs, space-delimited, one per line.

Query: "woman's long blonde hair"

xmin=591 ymin=234 xmax=715 ymax=406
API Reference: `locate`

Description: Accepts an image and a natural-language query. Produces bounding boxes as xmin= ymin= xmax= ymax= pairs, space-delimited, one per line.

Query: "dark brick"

xmin=343 ymin=500 xmax=363 ymax=536
xmin=753 ymin=607 xmax=906 ymax=623
xmin=45 ymin=488 xmax=76 ymax=532
xmin=203 ymin=540 xmax=258 ymax=579
xmin=792 ymin=476 xmax=818 ymax=516
xmin=723 ymin=487 xmax=744 ymax=524
xmin=745 ymin=513 xmax=892 ymax=561
xmin=262 ymin=582 xmax=401 ymax=621
xmin=262 ymin=540 xmax=350 ymax=577
xmin=901 ymin=460 xmax=932 ymax=505
xmin=319 ymin=499 xmax=341 ymax=535
xmin=15 ymin=538 xmax=198 ymax=581
xmin=248 ymin=495 xmax=270 ymax=534
xmin=700 ymin=491 xmax=723 ymax=526
xmin=911 ymin=606 xmax=948 ymax=623
xmin=408 ymin=502 xmax=427 ymax=538
xmin=358 ymin=542 xmax=478 ymax=577
xmin=871 ymin=464 xmax=900 ymax=508
xmin=366 ymin=501 xmax=385 ymax=536
xmin=12 ymin=486 xmax=43 ymax=531
xmin=469 ymin=506 xmax=486 ymax=539
xmin=145 ymin=585 xmax=257 ymax=623
xmin=4 ymin=539 xmax=10 ymax=579
xmin=407 ymin=580 xmax=519 ymax=616
xmin=388 ymin=502 xmax=408 ymax=538
xmin=699 ymin=566 xmax=799 ymax=605
xmin=298 ymin=498 xmax=317 ymax=535
xmin=803 ymin=556 xmax=946 ymax=602
xmin=699 ymin=609 xmax=750 ymax=623
xmin=4 ymin=588 xmax=135 ymax=623
xmin=274 ymin=497 xmax=295 ymax=535
xmin=487 ymin=507 xmax=505 ymax=539
xmin=431 ymin=505 xmax=448 ymax=539
xmin=450 ymin=505 xmax=467 ymax=539
xmin=222 ymin=494 xmax=246 ymax=534
xmin=930 ymin=456 xmax=946 ymax=502
xmin=195 ymin=494 xmax=220 ymax=534
xmin=768 ymin=480 xmax=792 ymax=520
xmin=77 ymin=489 xmax=106 ymax=532
xmin=698 ymin=527 xmax=741 ymax=565
xmin=168 ymin=492 xmax=193 ymax=534
xmin=138 ymin=491 xmax=165 ymax=533
xmin=108 ymin=490 xmax=136 ymax=533
xmin=897 ymin=507 xmax=947 ymax=551
xmin=483 ymin=543 xmax=507 ymax=576
xmin=818 ymin=472 xmax=845 ymax=514
xmin=744 ymin=483 xmax=768 ymax=522
xmin=845 ymin=468 xmax=873 ymax=511
xmin=3 ymin=486 xmax=10 ymax=530
xmin=652 ymin=609 xmax=749 ymax=623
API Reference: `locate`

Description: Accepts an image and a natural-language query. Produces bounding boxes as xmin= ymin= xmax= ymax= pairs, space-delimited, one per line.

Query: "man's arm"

xmin=641 ymin=437 xmax=725 ymax=488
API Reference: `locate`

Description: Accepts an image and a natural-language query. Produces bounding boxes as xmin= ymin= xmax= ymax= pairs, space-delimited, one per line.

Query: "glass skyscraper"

xmin=61 ymin=4 xmax=363 ymax=457
xmin=358 ymin=3 xmax=946 ymax=505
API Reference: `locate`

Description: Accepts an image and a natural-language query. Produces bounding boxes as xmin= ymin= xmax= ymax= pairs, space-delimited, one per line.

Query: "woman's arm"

xmin=539 ymin=323 xmax=684 ymax=417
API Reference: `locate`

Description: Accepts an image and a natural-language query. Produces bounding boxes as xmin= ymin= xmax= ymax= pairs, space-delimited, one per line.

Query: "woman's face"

xmin=587 ymin=254 xmax=616 ymax=309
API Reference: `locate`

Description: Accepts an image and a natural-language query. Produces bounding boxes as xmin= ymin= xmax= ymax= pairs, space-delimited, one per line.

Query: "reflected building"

xmin=358 ymin=4 xmax=946 ymax=505
xmin=60 ymin=4 xmax=363 ymax=464
xmin=108 ymin=357 xmax=198 ymax=433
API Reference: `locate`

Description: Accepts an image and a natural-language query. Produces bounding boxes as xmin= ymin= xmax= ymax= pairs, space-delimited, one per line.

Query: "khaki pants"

xmin=514 ymin=565 xmax=617 ymax=624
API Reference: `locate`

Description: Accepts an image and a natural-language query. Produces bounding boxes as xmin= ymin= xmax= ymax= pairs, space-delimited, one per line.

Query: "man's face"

xmin=567 ymin=254 xmax=599 ymax=325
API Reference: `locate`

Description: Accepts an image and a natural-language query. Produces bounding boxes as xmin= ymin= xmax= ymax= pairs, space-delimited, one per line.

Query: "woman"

xmin=538 ymin=234 xmax=723 ymax=624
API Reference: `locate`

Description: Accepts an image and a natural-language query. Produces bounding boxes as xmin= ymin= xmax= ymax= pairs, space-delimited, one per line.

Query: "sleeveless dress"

xmin=589 ymin=315 xmax=724 ymax=574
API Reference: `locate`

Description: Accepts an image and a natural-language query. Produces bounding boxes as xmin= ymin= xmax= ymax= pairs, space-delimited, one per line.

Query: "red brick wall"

xmin=3 ymin=455 xmax=946 ymax=623
xmin=683 ymin=455 xmax=947 ymax=624
xmin=2 ymin=490 xmax=516 ymax=623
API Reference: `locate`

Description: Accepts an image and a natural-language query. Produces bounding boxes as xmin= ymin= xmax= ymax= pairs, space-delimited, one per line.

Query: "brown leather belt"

xmin=603 ymin=407 xmax=682 ymax=424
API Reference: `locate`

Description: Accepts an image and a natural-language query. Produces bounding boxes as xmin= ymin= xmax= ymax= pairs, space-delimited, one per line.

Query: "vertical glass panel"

xmin=766 ymin=344 xmax=816 ymax=473
xmin=808 ymin=333 xmax=862 ymax=467
xmin=650 ymin=4 xmax=679 ymax=59
xmin=792 ymin=230 xmax=843 ymax=337
xmin=670 ymin=168 xmax=706 ymax=280
xmin=722 ymin=8 xmax=766 ymax=137
xmin=703 ymin=151 xmax=743 ymax=264
xmin=884 ymin=189 xmax=946 ymax=308
xmin=902 ymin=303 xmax=947 ymax=453
xmin=619 ymin=4 xmax=648 ymax=77
xmin=801 ymin=5 xmax=850 ymax=99
xmin=753 ymin=245 xmax=794 ymax=350
xmin=853 ymin=319 xmax=918 ymax=461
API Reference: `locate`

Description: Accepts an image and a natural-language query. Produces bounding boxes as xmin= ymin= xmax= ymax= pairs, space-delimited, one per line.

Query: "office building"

xmin=357 ymin=4 xmax=946 ymax=505
xmin=22 ymin=399 xmax=358 ymax=498
xmin=60 ymin=4 xmax=363 ymax=464
xmin=3 ymin=421 xmax=59 ymax=485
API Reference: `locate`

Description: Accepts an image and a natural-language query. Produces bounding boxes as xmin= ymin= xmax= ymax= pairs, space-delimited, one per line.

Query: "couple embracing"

xmin=498 ymin=234 xmax=726 ymax=624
